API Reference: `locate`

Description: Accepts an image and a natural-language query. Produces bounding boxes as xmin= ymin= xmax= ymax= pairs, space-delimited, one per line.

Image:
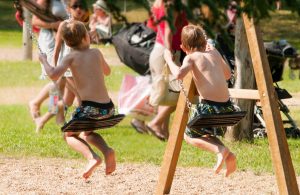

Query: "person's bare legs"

xmin=35 ymin=99 xmax=67 ymax=132
xmin=29 ymin=82 xmax=53 ymax=120
xmin=79 ymin=132 xmax=116 ymax=175
xmin=35 ymin=112 xmax=55 ymax=133
xmin=207 ymin=136 xmax=237 ymax=176
xmin=225 ymin=152 xmax=237 ymax=177
xmin=147 ymin=105 xmax=175 ymax=139
xmin=64 ymin=132 xmax=102 ymax=179
xmin=184 ymin=134 xmax=231 ymax=174
xmin=56 ymin=78 xmax=76 ymax=124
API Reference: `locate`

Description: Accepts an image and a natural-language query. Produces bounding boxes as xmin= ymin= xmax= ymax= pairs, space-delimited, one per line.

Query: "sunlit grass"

xmin=0 ymin=31 xmax=22 ymax=48
xmin=261 ymin=10 xmax=300 ymax=50
xmin=1 ymin=105 xmax=300 ymax=174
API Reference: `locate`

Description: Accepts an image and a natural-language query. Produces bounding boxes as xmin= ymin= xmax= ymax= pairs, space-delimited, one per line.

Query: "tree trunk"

xmin=225 ymin=19 xmax=256 ymax=141
xmin=22 ymin=8 xmax=32 ymax=60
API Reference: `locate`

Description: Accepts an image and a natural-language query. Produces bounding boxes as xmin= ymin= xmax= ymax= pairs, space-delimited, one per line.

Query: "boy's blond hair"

xmin=61 ymin=20 xmax=87 ymax=48
xmin=181 ymin=25 xmax=207 ymax=52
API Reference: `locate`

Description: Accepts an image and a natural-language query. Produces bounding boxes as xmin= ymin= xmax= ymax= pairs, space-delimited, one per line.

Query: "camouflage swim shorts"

xmin=72 ymin=100 xmax=115 ymax=120
xmin=185 ymin=99 xmax=236 ymax=138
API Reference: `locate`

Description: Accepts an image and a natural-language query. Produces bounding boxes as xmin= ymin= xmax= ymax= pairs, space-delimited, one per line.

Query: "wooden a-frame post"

xmin=155 ymin=14 xmax=299 ymax=195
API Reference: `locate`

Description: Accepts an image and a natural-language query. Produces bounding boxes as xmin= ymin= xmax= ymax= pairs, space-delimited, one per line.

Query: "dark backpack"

xmin=112 ymin=23 xmax=156 ymax=75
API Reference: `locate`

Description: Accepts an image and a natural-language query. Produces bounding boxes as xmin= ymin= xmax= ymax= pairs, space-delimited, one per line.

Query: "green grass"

xmin=0 ymin=1 xmax=20 ymax=30
xmin=261 ymin=10 xmax=300 ymax=50
xmin=0 ymin=31 xmax=22 ymax=48
xmin=277 ymin=68 xmax=300 ymax=93
xmin=1 ymin=105 xmax=300 ymax=174
xmin=0 ymin=60 xmax=135 ymax=91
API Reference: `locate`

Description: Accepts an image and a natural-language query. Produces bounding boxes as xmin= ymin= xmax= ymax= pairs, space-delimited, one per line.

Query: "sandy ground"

xmin=1 ymin=156 xmax=299 ymax=195
xmin=1 ymin=48 xmax=300 ymax=194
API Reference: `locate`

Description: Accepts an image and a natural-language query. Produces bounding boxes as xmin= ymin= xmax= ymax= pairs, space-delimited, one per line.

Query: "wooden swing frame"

xmin=155 ymin=13 xmax=299 ymax=195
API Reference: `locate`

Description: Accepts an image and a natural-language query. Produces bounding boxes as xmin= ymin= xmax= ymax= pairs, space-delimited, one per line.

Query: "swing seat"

xmin=187 ymin=111 xmax=246 ymax=130
xmin=61 ymin=114 xmax=125 ymax=132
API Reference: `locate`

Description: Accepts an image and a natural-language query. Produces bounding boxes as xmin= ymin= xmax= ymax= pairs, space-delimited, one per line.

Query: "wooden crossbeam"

xmin=229 ymin=88 xmax=259 ymax=100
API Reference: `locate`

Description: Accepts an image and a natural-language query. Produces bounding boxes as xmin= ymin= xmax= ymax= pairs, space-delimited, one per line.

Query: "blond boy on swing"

xmin=164 ymin=24 xmax=237 ymax=177
xmin=39 ymin=20 xmax=116 ymax=179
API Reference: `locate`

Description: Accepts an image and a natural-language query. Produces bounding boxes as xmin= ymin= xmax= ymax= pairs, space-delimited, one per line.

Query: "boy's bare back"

xmin=188 ymin=47 xmax=231 ymax=102
xmin=63 ymin=48 xmax=111 ymax=103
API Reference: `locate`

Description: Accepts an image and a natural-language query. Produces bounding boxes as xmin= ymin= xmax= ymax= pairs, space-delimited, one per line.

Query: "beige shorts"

xmin=149 ymin=43 xmax=181 ymax=79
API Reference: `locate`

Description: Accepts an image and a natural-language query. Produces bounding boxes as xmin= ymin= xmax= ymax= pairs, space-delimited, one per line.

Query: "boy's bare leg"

xmin=184 ymin=134 xmax=229 ymax=174
xmin=80 ymin=132 xmax=116 ymax=175
xmin=34 ymin=112 xmax=55 ymax=133
xmin=29 ymin=82 xmax=53 ymax=120
xmin=225 ymin=152 xmax=237 ymax=177
xmin=64 ymin=133 xmax=102 ymax=179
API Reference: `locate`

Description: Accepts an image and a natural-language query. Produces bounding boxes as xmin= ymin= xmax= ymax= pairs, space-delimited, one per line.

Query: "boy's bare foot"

xmin=214 ymin=148 xmax=230 ymax=174
xmin=104 ymin=149 xmax=116 ymax=175
xmin=56 ymin=101 xmax=65 ymax=125
xmin=82 ymin=157 xmax=102 ymax=180
xmin=29 ymin=101 xmax=40 ymax=120
xmin=225 ymin=152 xmax=237 ymax=177
xmin=35 ymin=117 xmax=44 ymax=133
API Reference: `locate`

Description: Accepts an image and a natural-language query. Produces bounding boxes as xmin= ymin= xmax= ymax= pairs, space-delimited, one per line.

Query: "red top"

xmin=151 ymin=4 xmax=188 ymax=51
xmin=15 ymin=11 xmax=40 ymax=33
xmin=152 ymin=4 xmax=165 ymax=46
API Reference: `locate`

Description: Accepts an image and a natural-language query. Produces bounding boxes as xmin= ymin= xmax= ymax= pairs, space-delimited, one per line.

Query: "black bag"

xmin=112 ymin=23 xmax=156 ymax=75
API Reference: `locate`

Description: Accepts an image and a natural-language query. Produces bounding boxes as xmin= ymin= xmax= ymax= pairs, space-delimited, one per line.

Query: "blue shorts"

xmin=185 ymin=99 xmax=236 ymax=138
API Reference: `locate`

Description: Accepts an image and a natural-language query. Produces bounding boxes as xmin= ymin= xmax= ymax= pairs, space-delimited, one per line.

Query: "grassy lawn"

xmin=0 ymin=104 xmax=300 ymax=175
xmin=0 ymin=60 xmax=135 ymax=91
xmin=261 ymin=10 xmax=300 ymax=50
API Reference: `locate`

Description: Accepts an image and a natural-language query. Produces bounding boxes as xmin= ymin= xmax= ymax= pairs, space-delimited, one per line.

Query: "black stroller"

xmin=216 ymin=36 xmax=300 ymax=138
xmin=253 ymin=41 xmax=300 ymax=138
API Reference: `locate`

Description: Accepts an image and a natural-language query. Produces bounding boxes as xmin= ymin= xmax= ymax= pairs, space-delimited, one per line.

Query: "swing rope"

xmin=178 ymin=80 xmax=246 ymax=129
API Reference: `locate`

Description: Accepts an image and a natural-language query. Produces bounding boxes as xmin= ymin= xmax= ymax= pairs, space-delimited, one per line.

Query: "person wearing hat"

xmin=89 ymin=0 xmax=112 ymax=44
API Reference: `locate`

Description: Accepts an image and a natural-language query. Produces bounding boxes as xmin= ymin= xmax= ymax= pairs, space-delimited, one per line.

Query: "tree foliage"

xmin=104 ymin=0 xmax=300 ymax=37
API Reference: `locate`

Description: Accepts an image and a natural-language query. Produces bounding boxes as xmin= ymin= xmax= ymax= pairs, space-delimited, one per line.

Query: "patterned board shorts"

xmin=72 ymin=100 xmax=115 ymax=120
xmin=185 ymin=99 xmax=236 ymax=138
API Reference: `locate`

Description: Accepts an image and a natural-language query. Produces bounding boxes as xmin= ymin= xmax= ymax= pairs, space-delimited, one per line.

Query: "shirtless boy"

xmin=164 ymin=24 xmax=237 ymax=177
xmin=39 ymin=20 xmax=116 ymax=179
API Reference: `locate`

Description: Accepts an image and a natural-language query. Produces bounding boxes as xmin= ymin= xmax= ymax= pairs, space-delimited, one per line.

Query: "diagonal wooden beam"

xmin=155 ymin=73 xmax=195 ymax=195
xmin=242 ymin=14 xmax=299 ymax=195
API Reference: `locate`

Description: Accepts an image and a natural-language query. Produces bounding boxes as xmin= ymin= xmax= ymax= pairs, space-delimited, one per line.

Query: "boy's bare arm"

xmin=53 ymin=21 xmax=64 ymax=66
xmin=164 ymin=49 xmax=192 ymax=80
xmin=98 ymin=49 xmax=110 ymax=76
xmin=39 ymin=53 xmax=71 ymax=81
xmin=164 ymin=49 xmax=180 ymax=76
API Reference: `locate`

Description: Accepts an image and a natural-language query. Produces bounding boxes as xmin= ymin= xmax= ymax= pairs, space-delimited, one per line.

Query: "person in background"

xmin=14 ymin=2 xmax=40 ymax=34
xmin=131 ymin=0 xmax=188 ymax=141
xmin=89 ymin=0 xmax=112 ymax=44
xmin=29 ymin=0 xmax=68 ymax=132
xmin=32 ymin=0 xmax=90 ymax=132
xmin=276 ymin=0 xmax=281 ymax=10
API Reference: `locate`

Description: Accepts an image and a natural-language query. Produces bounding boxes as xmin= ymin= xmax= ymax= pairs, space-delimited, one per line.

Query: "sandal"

xmin=145 ymin=125 xmax=167 ymax=141
xmin=130 ymin=120 xmax=148 ymax=134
